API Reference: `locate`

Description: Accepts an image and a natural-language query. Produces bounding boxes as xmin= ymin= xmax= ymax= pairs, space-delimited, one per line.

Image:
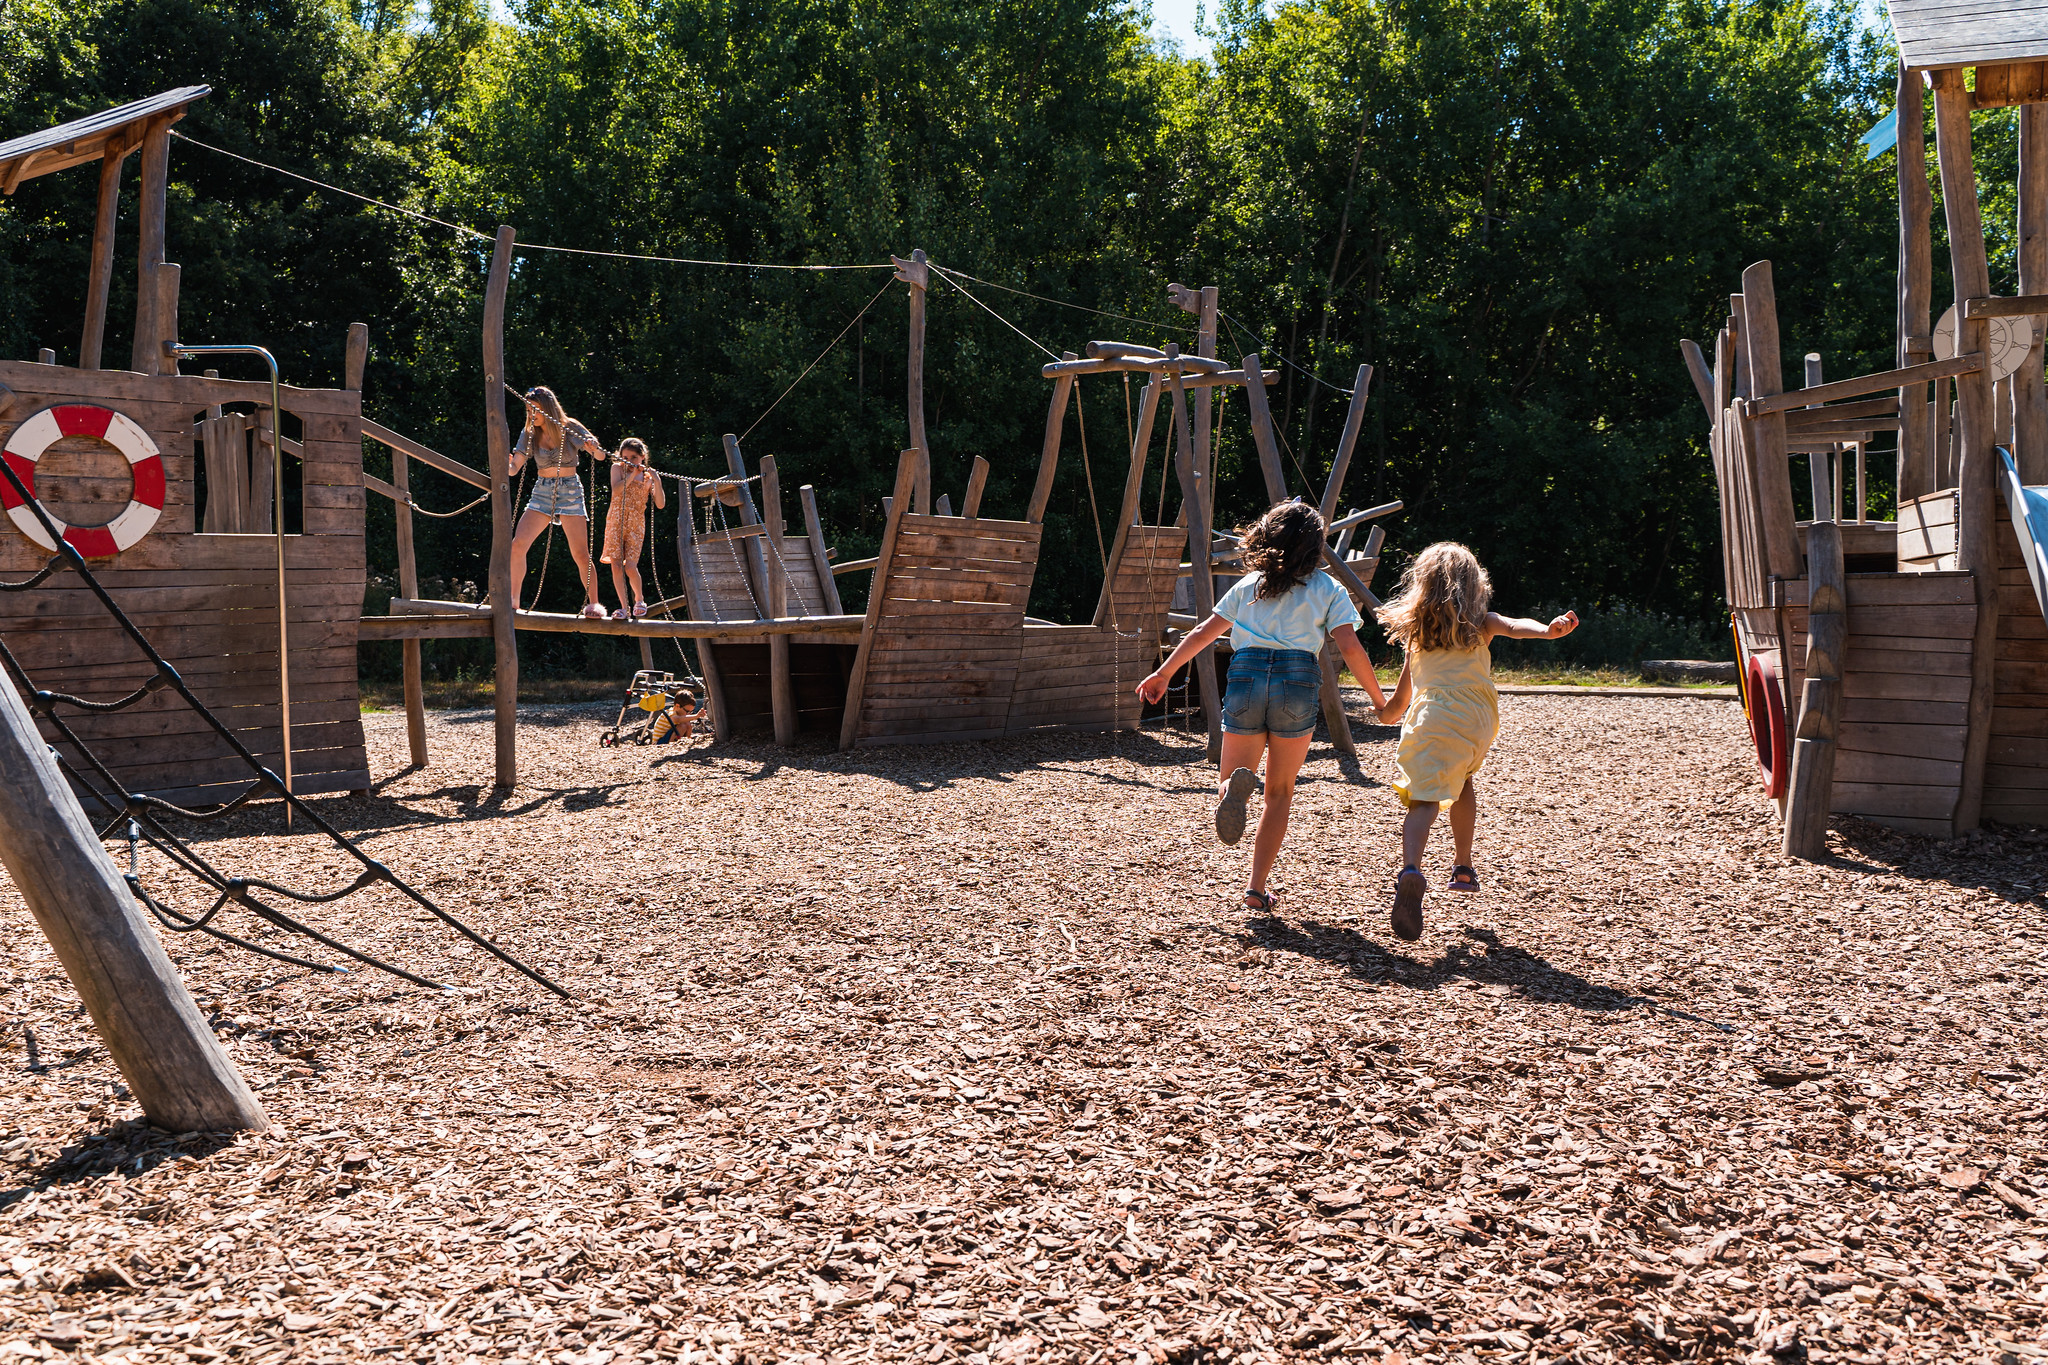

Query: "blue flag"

xmin=1862 ymin=108 xmax=1898 ymax=160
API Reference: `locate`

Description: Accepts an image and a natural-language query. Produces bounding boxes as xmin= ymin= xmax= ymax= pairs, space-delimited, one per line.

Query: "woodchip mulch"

xmin=1 ymin=690 xmax=2044 ymax=1365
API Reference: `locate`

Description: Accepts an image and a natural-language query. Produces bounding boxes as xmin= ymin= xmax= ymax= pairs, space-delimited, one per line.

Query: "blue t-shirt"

xmin=1213 ymin=570 xmax=1363 ymax=654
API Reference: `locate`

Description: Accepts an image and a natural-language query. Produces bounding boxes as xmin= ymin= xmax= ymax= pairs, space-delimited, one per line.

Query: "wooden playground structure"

xmin=0 ymin=92 xmax=1399 ymax=807
xmin=1686 ymin=5 xmax=2048 ymax=848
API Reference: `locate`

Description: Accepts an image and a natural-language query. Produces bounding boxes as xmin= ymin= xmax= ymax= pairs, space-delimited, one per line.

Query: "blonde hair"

xmin=524 ymin=385 xmax=566 ymax=425
xmin=1238 ymin=499 xmax=1325 ymax=601
xmin=1376 ymin=541 xmax=1491 ymax=652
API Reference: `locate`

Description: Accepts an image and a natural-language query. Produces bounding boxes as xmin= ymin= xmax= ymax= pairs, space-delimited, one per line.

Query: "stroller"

xmin=598 ymin=670 xmax=710 ymax=748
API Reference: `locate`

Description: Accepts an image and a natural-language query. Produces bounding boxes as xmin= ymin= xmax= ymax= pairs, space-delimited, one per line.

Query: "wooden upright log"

xmin=131 ymin=117 xmax=171 ymax=375
xmin=1093 ymin=377 xmax=1161 ymax=626
xmin=391 ymin=410 xmax=427 ymax=769
xmin=0 ymin=677 xmax=267 ymax=1132
xmin=1318 ymin=364 xmax=1374 ymax=522
xmin=961 ymin=456 xmax=990 ymax=520
xmin=839 ymin=451 xmax=922 ymax=751
xmin=800 ymin=484 xmax=845 ymax=615
xmin=2016 ymin=103 xmax=2048 ymax=484
xmin=1165 ymin=368 xmax=1224 ymax=752
xmin=1804 ymin=354 xmax=1832 ymax=520
xmin=895 ymin=249 xmax=932 ymax=513
xmin=344 ymin=321 xmax=369 ymax=393
xmin=1027 ymin=357 xmax=1078 ymax=523
xmin=1934 ymin=73 xmax=2001 ymax=834
xmin=483 ymin=225 xmax=519 ymax=790
xmin=676 ymin=496 xmax=731 ymax=737
xmin=721 ymin=434 xmax=772 ymax=617
xmin=1783 ymin=520 xmax=1845 ymax=860
xmin=760 ymin=455 xmax=795 ymax=745
xmin=1900 ymin=62 xmax=1937 ymax=499
xmin=81 ymin=141 xmax=127 ymax=371
xmin=1739 ymin=263 xmax=1803 ymax=581
xmin=1240 ymin=353 xmax=1289 ymax=502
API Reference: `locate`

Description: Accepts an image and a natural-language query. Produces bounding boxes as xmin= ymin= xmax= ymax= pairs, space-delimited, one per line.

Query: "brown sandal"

xmin=1391 ymin=866 xmax=1426 ymax=942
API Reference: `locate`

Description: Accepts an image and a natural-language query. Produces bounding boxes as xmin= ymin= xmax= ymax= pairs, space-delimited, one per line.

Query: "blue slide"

xmin=2000 ymin=448 xmax=2048 ymax=626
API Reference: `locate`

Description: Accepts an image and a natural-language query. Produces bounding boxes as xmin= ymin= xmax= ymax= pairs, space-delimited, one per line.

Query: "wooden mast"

xmin=1898 ymin=61 xmax=1937 ymax=498
xmin=761 ymin=455 xmax=795 ymax=744
xmin=2016 ymin=102 xmax=2048 ymax=483
xmin=80 ymin=139 xmax=129 ymax=370
xmin=483 ymin=225 xmax=519 ymax=790
xmin=894 ymin=249 xmax=932 ymax=514
xmin=130 ymin=115 xmax=173 ymax=375
xmin=1933 ymin=70 xmax=2001 ymax=833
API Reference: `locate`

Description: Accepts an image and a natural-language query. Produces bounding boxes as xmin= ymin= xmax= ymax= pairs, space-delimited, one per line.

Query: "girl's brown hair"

xmin=1239 ymin=499 xmax=1326 ymax=601
xmin=1376 ymin=541 xmax=1492 ymax=652
xmin=524 ymin=385 xmax=566 ymax=429
xmin=617 ymin=437 xmax=649 ymax=462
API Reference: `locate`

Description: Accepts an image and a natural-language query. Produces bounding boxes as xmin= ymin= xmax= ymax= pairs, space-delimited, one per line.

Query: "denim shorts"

xmin=1222 ymin=646 xmax=1321 ymax=739
xmin=526 ymin=474 xmax=587 ymax=519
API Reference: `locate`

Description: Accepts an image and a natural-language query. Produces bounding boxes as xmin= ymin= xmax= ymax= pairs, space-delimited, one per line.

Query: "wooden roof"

xmin=0 ymin=86 xmax=209 ymax=195
xmin=1887 ymin=0 xmax=2048 ymax=71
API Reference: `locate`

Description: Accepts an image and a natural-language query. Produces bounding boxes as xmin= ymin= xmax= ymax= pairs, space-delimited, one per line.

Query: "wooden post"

xmin=36 ymin=349 xmax=54 ymax=365
xmin=0 ymin=677 xmax=267 ymax=1131
xmin=839 ymin=451 xmax=921 ymax=750
xmin=800 ymin=484 xmax=845 ymax=615
xmin=1934 ymin=73 xmax=2000 ymax=833
xmin=1739 ymin=263 xmax=1803 ymax=581
xmin=761 ymin=455 xmax=795 ymax=744
xmin=154 ymin=264 xmax=180 ymax=374
xmin=1318 ymin=365 xmax=1374 ymax=521
xmin=1026 ymin=358 xmax=1078 ymax=523
xmin=370 ymin=320 xmax=427 ymax=769
xmin=2017 ymin=103 xmax=2048 ymax=483
xmin=1093 ymin=377 xmax=1161 ymax=626
xmin=961 ymin=456 xmax=990 ymax=519
xmin=894 ymin=249 xmax=932 ymax=513
xmin=721 ymin=434 xmax=772 ymax=616
xmin=1803 ymin=354 xmax=1832 ymax=519
xmin=345 ymin=321 xmax=369 ymax=393
xmin=1164 ymin=366 xmax=1224 ymax=751
xmin=131 ymin=117 xmax=172 ymax=376
xmin=483 ymin=225 xmax=519 ymax=790
xmin=81 ymin=141 xmax=127 ymax=371
xmin=1172 ymin=284 xmax=1223 ymax=531
xmin=1899 ymin=62 xmax=1938 ymax=499
xmin=1240 ymin=353 xmax=1289 ymax=502
xmin=677 ymin=496 xmax=731 ymax=735
xmin=1783 ymin=521 xmax=1846 ymax=859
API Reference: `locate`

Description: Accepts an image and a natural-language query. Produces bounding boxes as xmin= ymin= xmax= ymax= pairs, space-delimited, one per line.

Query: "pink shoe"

xmin=581 ymin=602 xmax=606 ymax=620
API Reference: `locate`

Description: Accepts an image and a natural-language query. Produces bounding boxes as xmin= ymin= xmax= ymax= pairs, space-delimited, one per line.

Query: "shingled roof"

xmin=0 ymin=86 xmax=209 ymax=195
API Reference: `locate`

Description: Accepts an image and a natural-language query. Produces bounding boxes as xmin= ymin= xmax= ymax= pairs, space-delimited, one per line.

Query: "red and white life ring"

xmin=1746 ymin=651 xmax=1789 ymax=799
xmin=0 ymin=404 xmax=165 ymax=557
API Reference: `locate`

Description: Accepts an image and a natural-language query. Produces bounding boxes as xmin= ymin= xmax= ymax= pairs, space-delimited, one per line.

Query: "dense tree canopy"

xmin=0 ymin=0 xmax=1917 ymax=674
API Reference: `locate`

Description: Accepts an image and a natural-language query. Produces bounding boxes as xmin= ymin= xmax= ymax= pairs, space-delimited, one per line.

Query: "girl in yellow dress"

xmin=1375 ymin=542 xmax=1577 ymax=942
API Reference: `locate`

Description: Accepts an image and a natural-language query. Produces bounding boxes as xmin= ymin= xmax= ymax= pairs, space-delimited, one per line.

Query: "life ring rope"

xmin=0 ymin=404 xmax=165 ymax=557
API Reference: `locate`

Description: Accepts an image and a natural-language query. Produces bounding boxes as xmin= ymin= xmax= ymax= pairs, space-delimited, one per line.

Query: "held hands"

xmin=1547 ymin=610 xmax=1579 ymax=639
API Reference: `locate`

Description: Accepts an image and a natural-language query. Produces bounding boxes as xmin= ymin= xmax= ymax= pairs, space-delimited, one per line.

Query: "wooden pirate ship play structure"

xmin=1685 ymin=4 xmax=2048 ymax=849
xmin=0 ymin=86 xmax=376 ymax=806
xmin=0 ymin=91 xmax=1398 ymax=800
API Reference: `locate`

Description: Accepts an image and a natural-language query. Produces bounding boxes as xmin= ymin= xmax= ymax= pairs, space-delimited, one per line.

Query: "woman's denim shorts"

xmin=526 ymin=474 xmax=587 ymax=519
xmin=1223 ymin=646 xmax=1321 ymax=739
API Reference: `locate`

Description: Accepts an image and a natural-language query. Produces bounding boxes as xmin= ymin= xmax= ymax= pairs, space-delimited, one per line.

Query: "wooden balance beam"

xmin=364 ymin=598 xmax=864 ymax=642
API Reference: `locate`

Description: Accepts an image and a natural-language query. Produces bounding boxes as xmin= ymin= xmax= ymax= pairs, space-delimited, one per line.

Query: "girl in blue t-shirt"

xmin=1137 ymin=500 xmax=1392 ymax=913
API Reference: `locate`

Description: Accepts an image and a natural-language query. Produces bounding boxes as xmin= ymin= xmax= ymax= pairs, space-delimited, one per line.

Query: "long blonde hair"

xmin=1376 ymin=541 xmax=1491 ymax=652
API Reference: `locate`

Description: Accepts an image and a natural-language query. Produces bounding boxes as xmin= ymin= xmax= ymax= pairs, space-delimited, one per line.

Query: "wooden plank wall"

xmin=0 ymin=362 xmax=367 ymax=805
xmin=1768 ymin=571 xmax=1976 ymax=835
xmin=1007 ymin=525 xmax=1182 ymax=734
xmin=1983 ymin=505 xmax=2048 ymax=824
xmin=1898 ymin=490 xmax=1960 ymax=570
xmin=678 ymin=529 xmax=850 ymax=736
xmin=850 ymin=513 xmax=1041 ymax=747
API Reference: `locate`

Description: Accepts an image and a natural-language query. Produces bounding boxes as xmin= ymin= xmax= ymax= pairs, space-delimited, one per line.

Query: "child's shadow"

xmin=1234 ymin=916 xmax=1691 ymax=1019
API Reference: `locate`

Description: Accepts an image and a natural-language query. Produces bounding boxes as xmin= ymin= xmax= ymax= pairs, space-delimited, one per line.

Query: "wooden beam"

xmin=344 ymin=321 xmax=369 ymax=392
xmin=2017 ymin=105 xmax=2048 ymax=484
xmin=1962 ymin=293 xmax=2048 ymax=319
xmin=391 ymin=409 xmax=426 ymax=768
xmin=894 ymin=249 xmax=931 ymax=513
xmin=961 ymin=456 xmax=990 ymax=520
xmin=130 ymin=116 xmax=171 ymax=375
xmin=1091 ymin=377 xmax=1161 ymax=627
xmin=482 ymin=225 xmax=518 ymax=791
xmin=721 ymin=433 xmax=771 ymax=618
xmin=675 ymin=494 xmax=731 ymax=737
xmin=1166 ymin=365 xmax=1224 ymax=750
xmin=1318 ymin=364 xmax=1374 ymax=522
xmin=1239 ymin=353 xmax=1288 ymax=502
xmin=1739 ymin=262 xmax=1804 ymax=581
xmin=80 ymin=141 xmax=127 ymax=371
xmin=1782 ymin=521 xmax=1845 ymax=859
xmin=1900 ymin=60 xmax=1937 ymax=501
xmin=840 ymin=451 xmax=922 ymax=750
xmin=800 ymin=484 xmax=845 ymax=616
xmin=1680 ymin=339 xmax=1715 ymax=422
xmin=761 ymin=455 xmax=795 ymax=745
xmin=1935 ymin=77 xmax=2000 ymax=835
xmin=360 ymin=419 xmax=490 ymax=492
xmin=1026 ymin=358 xmax=1077 ymax=524
xmin=1803 ymin=354 xmax=1833 ymax=521
xmin=387 ymin=598 xmax=865 ymax=640
xmin=0 ymin=678 xmax=268 ymax=1132
xmin=1739 ymin=354 xmax=1983 ymax=417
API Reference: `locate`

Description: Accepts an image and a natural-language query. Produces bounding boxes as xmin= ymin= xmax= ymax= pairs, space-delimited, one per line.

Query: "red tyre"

xmin=1746 ymin=651 xmax=1789 ymax=799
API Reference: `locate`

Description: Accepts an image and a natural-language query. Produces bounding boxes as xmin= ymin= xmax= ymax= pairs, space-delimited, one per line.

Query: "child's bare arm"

xmin=1485 ymin=609 xmax=1578 ymax=641
xmin=1136 ymin=613 xmax=1230 ymax=704
xmin=1378 ymin=656 xmax=1413 ymax=724
xmin=652 ymin=474 xmax=666 ymax=510
xmin=1329 ymin=624 xmax=1386 ymax=709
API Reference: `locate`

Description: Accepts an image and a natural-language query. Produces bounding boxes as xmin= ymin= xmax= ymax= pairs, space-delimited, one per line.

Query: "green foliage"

xmin=0 ymin=0 xmax=1922 ymax=679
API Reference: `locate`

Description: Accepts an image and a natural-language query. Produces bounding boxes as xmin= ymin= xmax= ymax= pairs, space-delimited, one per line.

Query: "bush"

xmin=1486 ymin=604 xmax=1731 ymax=672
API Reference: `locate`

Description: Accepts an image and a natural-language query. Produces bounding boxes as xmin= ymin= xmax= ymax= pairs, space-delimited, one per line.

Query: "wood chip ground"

xmin=2 ymin=692 xmax=2045 ymax=1364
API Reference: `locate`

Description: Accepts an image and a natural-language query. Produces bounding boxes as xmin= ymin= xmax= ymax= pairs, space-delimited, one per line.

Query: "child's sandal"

xmin=1243 ymin=888 xmax=1278 ymax=914
xmin=1214 ymin=767 xmax=1260 ymax=846
xmin=1447 ymin=865 xmax=1481 ymax=893
xmin=1391 ymin=866 xmax=1426 ymax=942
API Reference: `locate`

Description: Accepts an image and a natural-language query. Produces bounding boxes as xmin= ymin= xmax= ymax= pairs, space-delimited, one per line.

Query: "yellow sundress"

xmin=1393 ymin=641 xmax=1500 ymax=807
